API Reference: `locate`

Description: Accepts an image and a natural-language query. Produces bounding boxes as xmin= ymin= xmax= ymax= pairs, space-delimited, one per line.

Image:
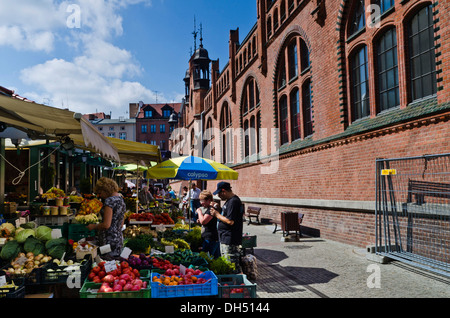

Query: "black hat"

xmin=213 ymin=181 xmax=231 ymax=195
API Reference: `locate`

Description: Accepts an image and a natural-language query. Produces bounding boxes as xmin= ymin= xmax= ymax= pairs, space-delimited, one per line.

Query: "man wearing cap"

xmin=210 ymin=181 xmax=243 ymax=273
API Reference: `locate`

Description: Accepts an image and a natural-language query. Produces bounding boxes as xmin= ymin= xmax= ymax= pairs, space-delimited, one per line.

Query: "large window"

xmin=288 ymin=40 xmax=298 ymax=80
xmin=290 ymin=88 xmax=300 ymax=141
xmin=276 ymin=34 xmax=312 ymax=145
xmin=377 ymin=27 xmax=399 ymax=112
xmin=302 ymin=79 xmax=313 ymax=137
xmin=349 ymin=0 xmax=365 ymax=36
xmin=374 ymin=0 xmax=394 ymax=14
xmin=408 ymin=5 xmax=437 ymax=101
xmin=279 ymin=95 xmax=289 ymax=145
xmin=351 ymin=46 xmax=370 ymax=120
xmin=241 ymin=77 xmax=261 ymax=158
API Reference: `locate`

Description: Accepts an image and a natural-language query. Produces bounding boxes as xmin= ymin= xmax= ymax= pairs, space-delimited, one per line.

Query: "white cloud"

xmin=7 ymin=0 xmax=160 ymax=115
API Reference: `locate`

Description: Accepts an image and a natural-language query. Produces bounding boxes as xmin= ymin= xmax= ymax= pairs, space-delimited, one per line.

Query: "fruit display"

xmin=128 ymin=212 xmax=154 ymax=222
xmin=75 ymin=214 xmax=99 ymax=224
xmin=152 ymin=270 xmax=207 ymax=286
xmin=86 ymin=260 xmax=146 ymax=292
xmin=77 ymin=198 xmax=102 ymax=215
xmin=41 ymin=187 xmax=65 ymax=200
xmin=152 ymin=212 xmax=174 ymax=225
xmin=68 ymin=195 xmax=83 ymax=203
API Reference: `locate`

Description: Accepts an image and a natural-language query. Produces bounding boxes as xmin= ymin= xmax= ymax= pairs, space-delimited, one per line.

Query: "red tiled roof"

xmin=136 ymin=103 xmax=182 ymax=119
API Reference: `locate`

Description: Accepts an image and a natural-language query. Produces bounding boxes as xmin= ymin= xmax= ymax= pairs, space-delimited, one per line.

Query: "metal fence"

xmin=375 ymin=153 xmax=450 ymax=277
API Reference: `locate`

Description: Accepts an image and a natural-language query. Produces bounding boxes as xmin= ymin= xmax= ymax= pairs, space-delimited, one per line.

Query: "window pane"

xmin=351 ymin=46 xmax=370 ymax=120
xmin=349 ymin=0 xmax=365 ymax=36
xmin=408 ymin=5 xmax=436 ymax=101
xmin=279 ymin=96 xmax=289 ymax=144
xmin=377 ymin=28 xmax=399 ymax=111
xmin=303 ymin=80 xmax=313 ymax=137
xmin=290 ymin=89 xmax=300 ymax=141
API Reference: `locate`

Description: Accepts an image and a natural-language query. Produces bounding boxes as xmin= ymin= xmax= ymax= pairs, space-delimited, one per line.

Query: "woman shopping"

xmin=196 ymin=190 xmax=220 ymax=258
xmin=87 ymin=177 xmax=126 ymax=260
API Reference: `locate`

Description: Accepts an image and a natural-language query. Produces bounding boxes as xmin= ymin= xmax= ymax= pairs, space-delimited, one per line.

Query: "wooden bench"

xmin=271 ymin=213 xmax=304 ymax=237
xmin=407 ymin=179 xmax=450 ymax=205
xmin=245 ymin=206 xmax=261 ymax=225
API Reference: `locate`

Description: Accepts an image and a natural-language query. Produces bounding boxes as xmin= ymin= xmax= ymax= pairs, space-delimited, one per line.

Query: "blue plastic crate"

xmin=151 ymin=271 xmax=218 ymax=298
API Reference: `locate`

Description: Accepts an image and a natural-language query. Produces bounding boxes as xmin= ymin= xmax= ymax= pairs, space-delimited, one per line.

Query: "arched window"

xmin=267 ymin=16 xmax=272 ymax=38
xmin=279 ymin=95 xmax=289 ymax=145
xmin=288 ymin=40 xmax=298 ymax=80
xmin=374 ymin=0 xmax=394 ymax=14
xmin=377 ymin=27 xmax=399 ymax=112
xmin=276 ymin=33 xmax=313 ymax=145
xmin=274 ymin=8 xmax=279 ymax=31
xmin=349 ymin=0 xmax=365 ymax=36
xmin=244 ymin=119 xmax=249 ymax=158
xmin=300 ymin=38 xmax=310 ymax=72
xmin=350 ymin=45 xmax=370 ymax=121
xmin=280 ymin=0 xmax=286 ymax=22
xmin=302 ymin=79 xmax=313 ymax=137
xmin=241 ymin=77 xmax=261 ymax=158
xmin=290 ymin=88 xmax=300 ymax=141
xmin=408 ymin=4 xmax=437 ymax=101
xmin=220 ymin=102 xmax=232 ymax=163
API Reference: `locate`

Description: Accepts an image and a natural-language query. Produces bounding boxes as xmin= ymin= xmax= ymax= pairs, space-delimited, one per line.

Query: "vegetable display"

xmin=35 ymin=226 xmax=52 ymax=242
xmin=23 ymin=237 xmax=46 ymax=256
xmin=45 ymin=238 xmax=69 ymax=259
xmin=0 ymin=240 xmax=21 ymax=261
xmin=0 ymin=222 xmax=16 ymax=238
xmin=15 ymin=229 xmax=35 ymax=244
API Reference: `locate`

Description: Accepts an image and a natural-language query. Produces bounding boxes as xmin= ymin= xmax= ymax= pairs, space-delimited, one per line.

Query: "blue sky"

xmin=0 ymin=0 xmax=257 ymax=117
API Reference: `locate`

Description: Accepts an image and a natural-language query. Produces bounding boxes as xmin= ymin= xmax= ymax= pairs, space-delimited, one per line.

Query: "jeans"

xmin=202 ymin=239 xmax=220 ymax=259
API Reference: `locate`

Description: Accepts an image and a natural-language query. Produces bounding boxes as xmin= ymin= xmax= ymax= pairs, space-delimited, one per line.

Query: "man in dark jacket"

xmin=211 ymin=181 xmax=243 ymax=273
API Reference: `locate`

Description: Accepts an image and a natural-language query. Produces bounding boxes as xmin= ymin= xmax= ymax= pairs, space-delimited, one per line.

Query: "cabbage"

xmin=45 ymin=238 xmax=68 ymax=259
xmin=15 ymin=228 xmax=35 ymax=243
xmin=0 ymin=240 xmax=20 ymax=260
xmin=24 ymin=237 xmax=46 ymax=255
xmin=35 ymin=226 xmax=52 ymax=242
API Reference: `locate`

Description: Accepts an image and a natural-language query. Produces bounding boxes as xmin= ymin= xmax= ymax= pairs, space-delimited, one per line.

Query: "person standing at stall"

xmin=189 ymin=183 xmax=202 ymax=223
xmin=87 ymin=177 xmax=126 ymax=260
xmin=196 ymin=190 xmax=220 ymax=258
xmin=210 ymin=182 xmax=243 ymax=273
xmin=138 ymin=186 xmax=154 ymax=208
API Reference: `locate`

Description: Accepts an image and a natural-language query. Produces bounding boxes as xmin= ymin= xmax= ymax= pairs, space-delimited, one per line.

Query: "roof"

xmin=136 ymin=102 xmax=182 ymax=119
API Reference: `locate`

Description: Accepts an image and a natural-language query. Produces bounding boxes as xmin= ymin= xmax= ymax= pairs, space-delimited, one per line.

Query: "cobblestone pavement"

xmin=243 ymin=223 xmax=450 ymax=298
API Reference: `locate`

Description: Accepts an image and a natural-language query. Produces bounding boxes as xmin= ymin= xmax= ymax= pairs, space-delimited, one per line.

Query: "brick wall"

xmin=179 ymin=0 xmax=450 ymax=248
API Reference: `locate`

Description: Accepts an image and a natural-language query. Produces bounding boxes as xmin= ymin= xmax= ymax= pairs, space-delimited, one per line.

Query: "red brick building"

xmin=130 ymin=102 xmax=182 ymax=159
xmin=175 ymin=0 xmax=450 ymax=248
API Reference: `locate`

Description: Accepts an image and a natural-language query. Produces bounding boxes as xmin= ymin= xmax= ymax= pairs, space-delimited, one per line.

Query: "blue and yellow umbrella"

xmin=146 ymin=156 xmax=238 ymax=181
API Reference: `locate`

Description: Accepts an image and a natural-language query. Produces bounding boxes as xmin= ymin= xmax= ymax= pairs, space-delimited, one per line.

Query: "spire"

xmin=192 ymin=16 xmax=198 ymax=53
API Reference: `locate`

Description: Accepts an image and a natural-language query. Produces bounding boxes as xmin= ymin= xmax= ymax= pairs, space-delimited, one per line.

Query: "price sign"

xmin=179 ymin=264 xmax=186 ymax=275
xmin=120 ymin=247 xmax=132 ymax=259
xmin=0 ymin=275 xmax=7 ymax=287
xmin=104 ymin=261 xmax=117 ymax=273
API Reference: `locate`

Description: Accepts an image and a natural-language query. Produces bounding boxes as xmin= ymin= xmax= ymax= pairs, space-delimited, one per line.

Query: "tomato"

xmin=98 ymin=271 xmax=106 ymax=279
xmin=92 ymin=266 xmax=101 ymax=274
xmin=88 ymin=272 xmax=96 ymax=281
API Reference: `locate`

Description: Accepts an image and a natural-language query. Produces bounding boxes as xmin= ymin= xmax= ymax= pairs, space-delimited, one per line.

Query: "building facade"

xmin=130 ymin=102 xmax=182 ymax=160
xmin=176 ymin=0 xmax=450 ymax=248
xmin=89 ymin=114 xmax=136 ymax=142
